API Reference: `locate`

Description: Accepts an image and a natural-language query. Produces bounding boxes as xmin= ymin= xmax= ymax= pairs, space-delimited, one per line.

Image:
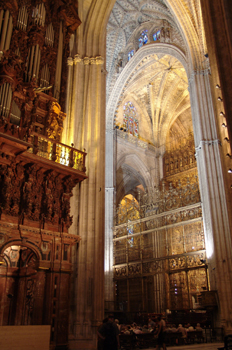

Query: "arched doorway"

xmin=0 ymin=245 xmax=40 ymax=326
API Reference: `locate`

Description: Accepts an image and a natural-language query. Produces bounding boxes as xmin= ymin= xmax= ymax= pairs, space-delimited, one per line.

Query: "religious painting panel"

xmin=143 ymin=276 xmax=155 ymax=312
xmin=128 ymin=235 xmax=140 ymax=262
xmin=169 ymin=271 xmax=189 ymax=310
xmin=156 ymin=273 xmax=167 ymax=313
xmin=114 ymin=240 xmax=126 ymax=265
xmin=188 ymin=268 xmax=208 ymax=309
xmin=167 ymin=226 xmax=184 ymax=256
xmin=184 ymin=222 xmax=204 ymax=253
xmin=115 ymin=279 xmax=128 ymax=312
xmin=156 ymin=230 xmax=167 ymax=258
xmin=129 ymin=278 xmax=142 ymax=312
xmin=142 ymin=233 xmax=153 ymax=259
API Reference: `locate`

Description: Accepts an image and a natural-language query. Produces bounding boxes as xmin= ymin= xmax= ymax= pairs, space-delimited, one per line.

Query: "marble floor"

xmin=142 ymin=343 xmax=224 ymax=350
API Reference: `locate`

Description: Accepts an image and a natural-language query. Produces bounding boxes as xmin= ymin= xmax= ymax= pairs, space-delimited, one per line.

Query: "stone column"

xmin=189 ymin=68 xmax=232 ymax=332
xmin=105 ymin=128 xmax=115 ymax=310
xmin=71 ymin=55 xmax=105 ymax=348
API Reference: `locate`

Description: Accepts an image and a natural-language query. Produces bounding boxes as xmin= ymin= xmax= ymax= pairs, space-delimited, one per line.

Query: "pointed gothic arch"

xmin=104 ymin=1 xmax=232 ymax=331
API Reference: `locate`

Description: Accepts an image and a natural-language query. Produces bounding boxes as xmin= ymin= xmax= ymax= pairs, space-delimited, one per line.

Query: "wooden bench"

xmin=165 ymin=332 xmax=184 ymax=346
xmin=136 ymin=333 xmax=156 ymax=349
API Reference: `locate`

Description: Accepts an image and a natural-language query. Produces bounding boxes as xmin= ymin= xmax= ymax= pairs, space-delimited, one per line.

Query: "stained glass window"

xmin=128 ymin=49 xmax=134 ymax=61
xmin=123 ymin=102 xmax=139 ymax=137
xmin=138 ymin=30 xmax=148 ymax=48
xmin=153 ymin=30 xmax=161 ymax=41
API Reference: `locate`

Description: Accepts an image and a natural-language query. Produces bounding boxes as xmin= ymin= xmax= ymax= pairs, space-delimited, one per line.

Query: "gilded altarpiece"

xmin=114 ymin=135 xmax=208 ymax=314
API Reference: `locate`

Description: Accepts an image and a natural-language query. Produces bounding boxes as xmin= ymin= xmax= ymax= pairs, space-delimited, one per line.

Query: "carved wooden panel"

xmin=0 ymin=163 xmax=78 ymax=232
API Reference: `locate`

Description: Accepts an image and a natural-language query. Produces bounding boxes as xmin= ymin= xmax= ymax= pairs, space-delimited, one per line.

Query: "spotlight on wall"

xmin=224 ymin=137 xmax=230 ymax=143
xmin=228 ymin=169 xmax=232 ymax=174
xmin=218 ymin=97 xmax=223 ymax=101
xmin=216 ymin=84 xmax=221 ymax=89
xmin=222 ymin=123 xmax=227 ymax=127
xmin=220 ymin=111 xmax=225 ymax=117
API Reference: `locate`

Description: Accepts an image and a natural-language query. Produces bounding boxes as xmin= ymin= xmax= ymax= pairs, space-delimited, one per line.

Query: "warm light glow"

xmin=205 ymin=237 xmax=214 ymax=259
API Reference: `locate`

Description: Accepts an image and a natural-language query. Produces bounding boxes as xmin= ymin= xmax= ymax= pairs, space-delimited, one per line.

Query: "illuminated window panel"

xmin=153 ymin=30 xmax=161 ymax=41
xmin=139 ymin=30 xmax=148 ymax=48
xmin=128 ymin=49 xmax=134 ymax=61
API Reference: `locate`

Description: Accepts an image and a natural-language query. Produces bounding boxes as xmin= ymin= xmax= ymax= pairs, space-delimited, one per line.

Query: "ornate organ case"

xmin=0 ymin=1 xmax=85 ymax=349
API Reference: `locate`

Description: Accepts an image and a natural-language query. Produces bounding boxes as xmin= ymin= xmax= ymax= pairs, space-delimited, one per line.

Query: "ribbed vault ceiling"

xmin=121 ymin=53 xmax=190 ymax=145
xmin=106 ymin=0 xmax=194 ymax=146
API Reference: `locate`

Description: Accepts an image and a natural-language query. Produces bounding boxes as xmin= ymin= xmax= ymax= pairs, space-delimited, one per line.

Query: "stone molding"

xmin=67 ymin=57 xmax=74 ymax=66
xmin=71 ymin=54 xmax=104 ymax=66
xmin=195 ymin=139 xmax=221 ymax=156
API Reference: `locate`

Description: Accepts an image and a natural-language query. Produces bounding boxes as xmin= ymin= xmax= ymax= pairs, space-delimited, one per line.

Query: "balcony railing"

xmin=28 ymin=134 xmax=86 ymax=172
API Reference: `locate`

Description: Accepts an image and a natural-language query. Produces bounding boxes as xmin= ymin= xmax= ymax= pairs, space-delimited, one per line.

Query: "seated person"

xmin=133 ymin=326 xmax=143 ymax=334
xmin=196 ymin=323 xmax=203 ymax=331
xmin=170 ymin=324 xmax=177 ymax=332
xmin=124 ymin=326 xmax=131 ymax=335
xmin=177 ymin=324 xmax=187 ymax=338
xmin=142 ymin=325 xmax=150 ymax=333
xmin=186 ymin=323 xmax=194 ymax=331
xmin=148 ymin=318 xmax=155 ymax=327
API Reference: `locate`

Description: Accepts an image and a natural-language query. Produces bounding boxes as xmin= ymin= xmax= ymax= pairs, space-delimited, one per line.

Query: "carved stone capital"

xmin=95 ymin=56 xmax=104 ymax=65
xmin=83 ymin=57 xmax=90 ymax=65
xmin=188 ymin=68 xmax=211 ymax=85
xmin=74 ymin=54 xmax=82 ymax=64
xmin=90 ymin=57 xmax=96 ymax=65
xmin=67 ymin=57 xmax=74 ymax=66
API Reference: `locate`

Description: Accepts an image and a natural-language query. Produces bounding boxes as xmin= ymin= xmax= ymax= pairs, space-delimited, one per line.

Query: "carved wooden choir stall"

xmin=0 ymin=1 xmax=85 ymax=349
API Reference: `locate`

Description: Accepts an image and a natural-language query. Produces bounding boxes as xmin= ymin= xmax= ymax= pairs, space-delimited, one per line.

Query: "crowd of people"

xmin=97 ymin=314 xmax=204 ymax=350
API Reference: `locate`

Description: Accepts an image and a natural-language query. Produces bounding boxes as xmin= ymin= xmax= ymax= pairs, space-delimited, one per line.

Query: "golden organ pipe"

xmin=32 ymin=44 xmax=39 ymax=78
xmin=54 ymin=21 xmax=62 ymax=100
xmin=36 ymin=49 xmax=41 ymax=83
xmin=18 ymin=7 xmax=23 ymax=29
xmin=0 ymin=85 xmax=3 ymax=114
xmin=0 ymin=10 xmax=4 ymax=36
xmin=41 ymin=5 xmax=46 ymax=26
xmin=2 ymin=84 xmax=8 ymax=114
xmin=37 ymin=4 xmax=41 ymax=25
xmin=23 ymin=7 xmax=28 ymax=31
xmin=52 ymin=25 xmax=54 ymax=46
xmin=48 ymin=24 xmax=52 ymax=45
xmin=4 ymin=84 xmax=11 ymax=118
xmin=28 ymin=46 xmax=34 ymax=81
xmin=5 ymin=15 xmax=13 ymax=51
xmin=0 ymin=10 xmax=9 ymax=52
xmin=2 ymin=84 xmax=8 ymax=116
